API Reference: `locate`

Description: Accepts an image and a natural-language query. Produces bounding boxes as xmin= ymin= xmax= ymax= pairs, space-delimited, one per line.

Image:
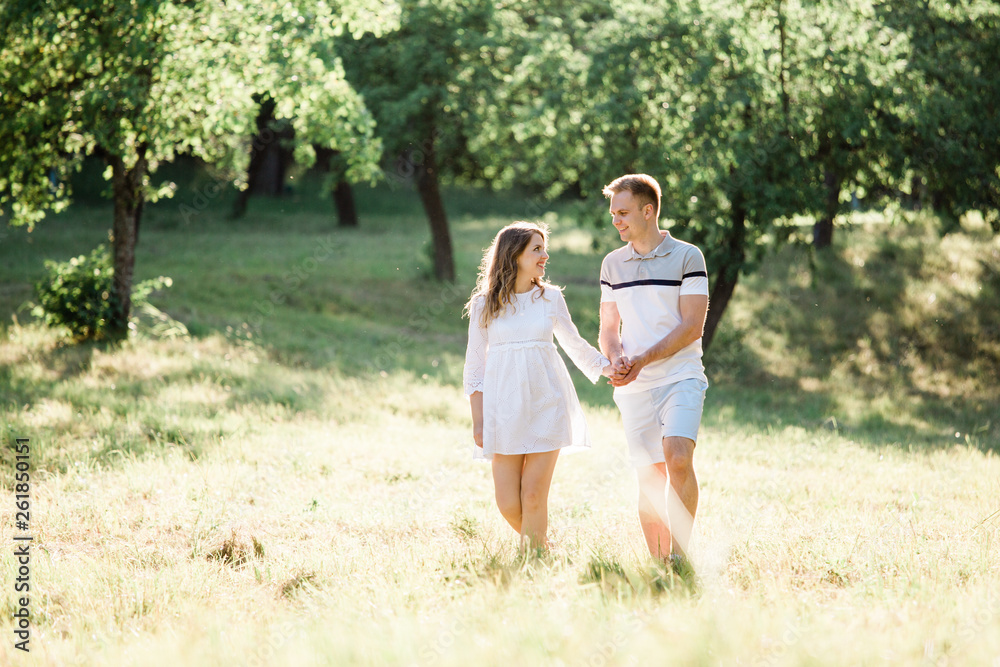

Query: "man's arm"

xmin=598 ymin=301 xmax=622 ymax=360
xmin=610 ymin=294 xmax=708 ymax=386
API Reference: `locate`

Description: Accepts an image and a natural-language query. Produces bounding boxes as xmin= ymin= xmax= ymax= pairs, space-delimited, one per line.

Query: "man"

xmin=598 ymin=174 xmax=710 ymax=572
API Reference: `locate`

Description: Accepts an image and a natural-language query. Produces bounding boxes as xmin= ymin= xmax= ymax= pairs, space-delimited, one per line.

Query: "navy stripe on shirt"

xmin=601 ymin=273 xmax=706 ymax=290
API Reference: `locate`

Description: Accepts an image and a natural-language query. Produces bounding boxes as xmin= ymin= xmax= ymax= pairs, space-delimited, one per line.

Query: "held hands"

xmin=611 ymin=354 xmax=644 ymax=386
xmin=603 ymin=355 xmax=641 ymax=387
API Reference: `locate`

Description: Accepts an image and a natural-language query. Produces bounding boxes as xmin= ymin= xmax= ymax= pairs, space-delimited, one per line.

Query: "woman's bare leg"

xmin=519 ymin=450 xmax=560 ymax=550
xmin=491 ymin=454 xmax=525 ymax=533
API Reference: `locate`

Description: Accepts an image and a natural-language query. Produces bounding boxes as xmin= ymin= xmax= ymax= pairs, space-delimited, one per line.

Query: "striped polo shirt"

xmin=600 ymin=230 xmax=709 ymax=394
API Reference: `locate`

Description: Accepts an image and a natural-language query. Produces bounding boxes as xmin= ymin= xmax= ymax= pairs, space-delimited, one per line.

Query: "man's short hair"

xmin=602 ymin=174 xmax=661 ymax=218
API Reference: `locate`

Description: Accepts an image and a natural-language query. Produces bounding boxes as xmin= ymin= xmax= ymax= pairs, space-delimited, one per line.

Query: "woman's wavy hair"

xmin=464 ymin=221 xmax=553 ymax=328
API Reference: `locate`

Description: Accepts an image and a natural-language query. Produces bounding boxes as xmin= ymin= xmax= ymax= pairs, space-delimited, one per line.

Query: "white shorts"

xmin=613 ymin=378 xmax=708 ymax=468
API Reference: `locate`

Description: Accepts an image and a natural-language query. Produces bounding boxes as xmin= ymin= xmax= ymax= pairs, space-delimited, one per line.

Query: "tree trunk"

xmin=704 ymin=265 xmax=739 ymax=353
xmin=702 ymin=193 xmax=747 ymax=352
xmin=415 ymin=136 xmax=455 ymax=282
xmin=252 ymin=147 xmax=287 ymax=196
xmin=777 ymin=0 xmax=790 ymax=123
xmin=313 ymin=145 xmax=359 ymax=227
xmin=108 ymin=148 xmax=147 ymax=340
xmin=232 ymin=96 xmax=291 ymax=219
xmin=333 ymin=179 xmax=358 ymax=227
xmin=813 ymin=168 xmax=840 ymax=249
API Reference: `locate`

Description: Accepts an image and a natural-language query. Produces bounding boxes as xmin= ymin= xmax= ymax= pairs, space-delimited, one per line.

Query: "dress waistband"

xmin=490 ymin=340 xmax=555 ymax=350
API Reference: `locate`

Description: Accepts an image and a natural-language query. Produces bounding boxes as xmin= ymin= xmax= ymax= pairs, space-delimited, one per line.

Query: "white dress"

xmin=463 ymin=286 xmax=610 ymax=461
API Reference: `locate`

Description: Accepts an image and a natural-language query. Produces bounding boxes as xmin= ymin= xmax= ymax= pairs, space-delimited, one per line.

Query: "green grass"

xmin=1 ymin=183 xmax=999 ymax=665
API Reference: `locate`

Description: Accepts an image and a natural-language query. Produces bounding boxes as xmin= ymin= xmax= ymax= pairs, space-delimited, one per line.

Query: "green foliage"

xmin=338 ymin=0 xmax=495 ymax=181
xmin=468 ymin=0 xmax=605 ymax=197
xmin=0 ymin=0 xmax=391 ymax=333
xmin=460 ymin=0 xmax=998 ymax=340
xmin=0 ymin=0 xmax=388 ymax=226
xmin=1 ymin=192 xmax=998 ymax=665
xmin=32 ymin=245 xmax=171 ymax=341
xmin=881 ymin=0 xmax=1000 ymax=230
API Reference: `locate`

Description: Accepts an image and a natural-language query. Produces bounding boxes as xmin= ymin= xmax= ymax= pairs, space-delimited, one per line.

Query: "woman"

xmin=463 ymin=221 xmax=613 ymax=551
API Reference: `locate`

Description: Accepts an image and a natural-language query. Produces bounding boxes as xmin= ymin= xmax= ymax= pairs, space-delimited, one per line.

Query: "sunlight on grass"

xmin=1 ymin=193 xmax=999 ymax=664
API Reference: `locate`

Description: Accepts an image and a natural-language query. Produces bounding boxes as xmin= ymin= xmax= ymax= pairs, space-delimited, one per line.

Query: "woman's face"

xmin=516 ymin=232 xmax=548 ymax=284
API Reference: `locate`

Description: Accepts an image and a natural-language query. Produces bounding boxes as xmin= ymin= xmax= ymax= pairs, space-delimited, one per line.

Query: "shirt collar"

xmin=625 ymin=230 xmax=676 ymax=261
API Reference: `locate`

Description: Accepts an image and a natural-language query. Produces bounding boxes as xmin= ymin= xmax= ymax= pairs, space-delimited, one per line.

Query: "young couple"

xmin=463 ymin=174 xmax=710 ymax=571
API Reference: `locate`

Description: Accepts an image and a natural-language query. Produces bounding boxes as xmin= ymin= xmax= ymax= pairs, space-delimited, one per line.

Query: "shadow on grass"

xmin=579 ymin=549 xmax=698 ymax=600
xmin=3 ymin=188 xmax=998 ymax=475
xmin=442 ymin=542 xmax=559 ymax=589
xmin=0 ymin=328 xmax=334 ymax=483
xmin=441 ymin=542 xmax=698 ymax=600
xmin=701 ymin=232 xmax=999 ymax=454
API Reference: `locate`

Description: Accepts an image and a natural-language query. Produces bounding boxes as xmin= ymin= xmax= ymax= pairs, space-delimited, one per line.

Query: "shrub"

xmin=32 ymin=245 xmax=171 ymax=341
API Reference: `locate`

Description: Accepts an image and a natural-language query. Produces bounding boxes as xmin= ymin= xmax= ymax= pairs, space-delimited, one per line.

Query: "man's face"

xmin=609 ymin=191 xmax=651 ymax=244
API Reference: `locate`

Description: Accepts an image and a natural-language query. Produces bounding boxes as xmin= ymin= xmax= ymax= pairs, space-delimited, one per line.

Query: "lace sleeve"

xmin=551 ymin=291 xmax=609 ymax=384
xmin=463 ymin=298 xmax=488 ymax=395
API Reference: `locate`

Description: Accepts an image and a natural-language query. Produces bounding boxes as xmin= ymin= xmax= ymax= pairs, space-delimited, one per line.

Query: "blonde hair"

xmin=464 ymin=221 xmax=553 ymax=328
xmin=602 ymin=173 xmax=662 ymax=218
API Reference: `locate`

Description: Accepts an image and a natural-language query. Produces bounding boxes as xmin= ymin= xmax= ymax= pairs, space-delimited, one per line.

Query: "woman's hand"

xmin=473 ymin=426 xmax=484 ymax=448
xmin=609 ymin=354 xmax=644 ymax=386
xmin=604 ymin=356 xmax=632 ymax=381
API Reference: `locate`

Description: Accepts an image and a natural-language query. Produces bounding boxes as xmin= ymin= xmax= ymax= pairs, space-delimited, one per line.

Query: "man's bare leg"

xmin=636 ymin=463 xmax=671 ymax=561
xmin=663 ymin=436 xmax=698 ymax=557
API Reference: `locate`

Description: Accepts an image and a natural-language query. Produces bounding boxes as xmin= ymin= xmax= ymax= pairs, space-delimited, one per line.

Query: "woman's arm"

xmin=469 ymin=391 xmax=484 ymax=448
xmin=463 ymin=298 xmax=488 ymax=395
xmin=552 ymin=291 xmax=611 ymax=382
xmin=463 ymin=298 xmax=488 ymax=447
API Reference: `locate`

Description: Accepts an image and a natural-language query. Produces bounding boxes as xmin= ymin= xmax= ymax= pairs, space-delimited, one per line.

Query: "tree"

xmin=466 ymin=0 xmax=613 ymax=199
xmin=470 ymin=0 xmax=913 ymax=347
xmin=883 ymin=0 xmax=1000 ymax=232
xmin=759 ymin=0 xmax=909 ymax=249
xmin=339 ymin=0 xmax=496 ymax=282
xmin=229 ymin=2 xmax=393 ymax=222
xmin=314 ymin=147 xmax=359 ymax=227
xmin=231 ymin=95 xmax=296 ymax=219
xmin=470 ymin=0 xmax=804 ymax=349
xmin=0 ymin=0 xmax=383 ymax=338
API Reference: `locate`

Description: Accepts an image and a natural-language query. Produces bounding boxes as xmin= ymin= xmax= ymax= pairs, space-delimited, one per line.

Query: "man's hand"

xmin=602 ymin=356 xmax=629 ymax=379
xmin=605 ymin=356 xmax=633 ymax=383
xmin=609 ymin=354 xmax=645 ymax=387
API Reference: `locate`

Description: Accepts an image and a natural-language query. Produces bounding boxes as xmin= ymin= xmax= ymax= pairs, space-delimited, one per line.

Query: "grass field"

xmin=1 ymin=182 xmax=999 ymax=665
